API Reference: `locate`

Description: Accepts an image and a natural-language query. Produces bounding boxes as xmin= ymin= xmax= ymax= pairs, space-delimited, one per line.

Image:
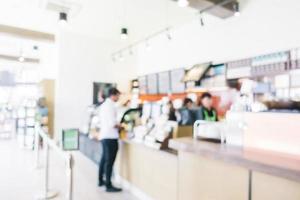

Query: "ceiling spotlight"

xmin=200 ymin=13 xmax=205 ymax=26
xmin=18 ymin=56 xmax=25 ymax=62
xmin=129 ymin=47 xmax=134 ymax=55
xmin=112 ymin=55 xmax=116 ymax=62
xmin=59 ymin=12 xmax=68 ymax=25
xmin=178 ymin=0 xmax=189 ymax=7
xmin=145 ymin=40 xmax=151 ymax=51
xmin=121 ymin=28 xmax=128 ymax=40
xmin=166 ymin=29 xmax=172 ymax=40
xmin=119 ymin=53 xmax=124 ymax=61
xmin=18 ymin=48 xmax=25 ymax=62
xmin=233 ymin=2 xmax=240 ymax=17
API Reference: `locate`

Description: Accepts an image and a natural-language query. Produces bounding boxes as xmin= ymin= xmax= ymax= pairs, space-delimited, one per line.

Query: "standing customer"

xmin=98 ymin=88 xmax=122 ymax=192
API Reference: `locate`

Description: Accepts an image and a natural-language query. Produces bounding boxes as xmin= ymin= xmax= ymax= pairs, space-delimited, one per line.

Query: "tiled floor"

xmin=0 ymin=139 xmax=139 ymax=200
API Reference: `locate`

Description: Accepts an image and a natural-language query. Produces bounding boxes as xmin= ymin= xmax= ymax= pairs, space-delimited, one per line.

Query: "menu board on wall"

xmin=170 ymin=69 xmax=185 ymax=93
xmin=158 ymin=71 xmax=171 ymax=94
xmin=138 ymin=76 xmax=147 ymax=94
xmin=147 ymin=74 xmax=158 ymax=94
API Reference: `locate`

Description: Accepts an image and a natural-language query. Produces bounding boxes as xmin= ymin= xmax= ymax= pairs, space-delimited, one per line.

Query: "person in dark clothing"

xmin=167 ymin=101 xmax=177 ymax=121
xmin=179 ymin=98 xmax=195 ymax=125
xmin=98 ymin=88 xmax=122 ymax=192
xmin=98 ymin=140 xmax=119 ymax=190
xmin=195 ymin=92 xmax=218 ymax=122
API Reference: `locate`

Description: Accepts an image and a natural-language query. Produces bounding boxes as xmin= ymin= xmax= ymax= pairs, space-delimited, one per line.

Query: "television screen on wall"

xmin=93 ymin=82 xmax=116 ymax=105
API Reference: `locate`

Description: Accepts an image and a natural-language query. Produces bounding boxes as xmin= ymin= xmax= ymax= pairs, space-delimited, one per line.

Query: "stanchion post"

xmin=34 ymin=123 xmax=72 ymax=200
xmin=66 ymin=154 xmax=74 ymax=200
xmin=34 ymin=124 xmax=40 ymax=169
xmin=44 ymin=143 xmax=50 ymax=198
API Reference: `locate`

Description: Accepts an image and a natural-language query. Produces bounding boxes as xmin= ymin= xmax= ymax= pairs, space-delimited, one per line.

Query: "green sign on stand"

xmin=62 ymin=129 xmax=79 ymax=151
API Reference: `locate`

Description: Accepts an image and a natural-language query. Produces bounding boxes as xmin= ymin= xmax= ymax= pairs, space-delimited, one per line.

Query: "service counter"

xmin=115 ymin=139 xmax=178 ymax=200
xmin=80 ymin=131 xmax=300 ymax=200
xmin=169 ymin=137 xmax=300 ymax=200
xmin=79 ymin=133 xmax=102 ymax=164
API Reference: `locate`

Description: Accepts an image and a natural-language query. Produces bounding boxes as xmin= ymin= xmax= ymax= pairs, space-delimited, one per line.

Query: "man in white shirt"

xmin=98 ymin=88 xmax=122 ymax=192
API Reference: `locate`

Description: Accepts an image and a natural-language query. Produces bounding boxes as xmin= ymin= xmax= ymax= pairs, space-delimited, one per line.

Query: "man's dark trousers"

xmin=98 ymin=139 xmax=118 ymax=187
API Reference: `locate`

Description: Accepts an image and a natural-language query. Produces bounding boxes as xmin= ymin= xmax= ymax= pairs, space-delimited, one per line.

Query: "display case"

xmin=120 ymin=108 xmax=142 ymax=139
xmin=16 ymin=100 xmax=37 ymax=149
xmin=0 ymin=104 xmax=14 ymax=139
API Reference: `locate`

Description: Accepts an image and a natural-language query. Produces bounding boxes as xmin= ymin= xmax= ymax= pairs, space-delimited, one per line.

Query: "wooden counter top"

xmin=169 ymin=137 xmax=300 ymax=183
xmin=121 ymin=139 xmax=178 ymax=155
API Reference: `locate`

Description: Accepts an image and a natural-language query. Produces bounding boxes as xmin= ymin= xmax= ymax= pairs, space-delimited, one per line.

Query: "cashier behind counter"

xmin=179 ymin=92 xmax=218 ymax=125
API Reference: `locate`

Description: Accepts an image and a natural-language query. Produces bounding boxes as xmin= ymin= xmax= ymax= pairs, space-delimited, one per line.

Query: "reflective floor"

xmin=0 ymin=138 xmax=139 ymax=200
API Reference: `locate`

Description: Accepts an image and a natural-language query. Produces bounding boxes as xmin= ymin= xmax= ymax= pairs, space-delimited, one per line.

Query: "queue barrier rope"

xmin=34 ymin=124 xmax=74 ymax=200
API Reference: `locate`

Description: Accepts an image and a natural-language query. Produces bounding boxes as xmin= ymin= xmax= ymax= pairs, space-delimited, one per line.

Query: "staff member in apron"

xmin=196 ymin=92 xmax=218 ymax=122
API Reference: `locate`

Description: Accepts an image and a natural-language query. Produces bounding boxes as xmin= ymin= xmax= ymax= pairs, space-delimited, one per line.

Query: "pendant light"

xmin=145 ymin=40 xmax=151 ymax=51
xmin=112 ymin=55 xmax=116 ymax=62
xmin=200 ymin=12 xmax=205 ymax=26
xmin=129 ymin=47 xmax=134 ymax=55
xmin=59 ymin=12 xmax=68 ymax=25
xmin=177 ymin=0 xmax=189 ymax=7
xmin=119 ymin=52 xmax=124 ymax=61
xmin=121 ymin=28 xmax=128 ymax=40
xmin=233 ymin=2 xmax=240 ymax=17
xmin=166 ymin=29 xmax=172 ymax=40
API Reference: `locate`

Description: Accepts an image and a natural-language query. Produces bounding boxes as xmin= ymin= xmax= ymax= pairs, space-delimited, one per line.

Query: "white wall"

xmin=135 ymin=0 xmax=300 ymax=75
xmin=55 ymin=31 xmax=136 ymax=136
xmin=54 ymin=0 xmax=300 ymax=136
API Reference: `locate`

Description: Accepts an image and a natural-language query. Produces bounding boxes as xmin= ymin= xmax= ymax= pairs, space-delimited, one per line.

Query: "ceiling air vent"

xmin=174 ymin=0 xmax=238 ymax=19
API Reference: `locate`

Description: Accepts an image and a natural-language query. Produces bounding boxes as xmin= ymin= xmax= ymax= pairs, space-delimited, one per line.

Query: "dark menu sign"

xmin=147 ymin=74 xmax=158 ymax=94
xmin=171 ymin=69 xmax=185 ymax=93
xmin=138 ymin=76 xmax=147 ymax=94
xmin=158 ymin=71 xmax=170 ymax=94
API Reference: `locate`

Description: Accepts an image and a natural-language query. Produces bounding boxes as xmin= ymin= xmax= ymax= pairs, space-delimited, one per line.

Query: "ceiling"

xmin=0 ymin=0 xmax=198 ymax=46
xmin=1 ymin=0 xmax=245 ymax=59
xmin=68 ymin=0 xmax=196 ymax=41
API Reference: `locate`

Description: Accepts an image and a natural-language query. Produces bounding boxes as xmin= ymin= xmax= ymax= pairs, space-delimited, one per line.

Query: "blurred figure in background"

xmin=196 ymin=92 xmax=218 ymax=122
xmin=37 ymin=97 xmax=48 ymax=118
xmin=167 ymin=101 xmax=177 ymax=122
xmin=98 ymin=88 xmax=122 ymax=192
xmin=179 ymin=98 xmax=195 ymax=125
xmin=37 ymin=97 xmax=49 ymax=129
